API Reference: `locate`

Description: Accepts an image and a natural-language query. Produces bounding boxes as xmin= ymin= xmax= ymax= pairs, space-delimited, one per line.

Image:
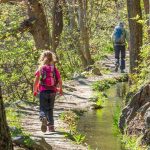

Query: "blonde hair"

xmin=38 ymin=50 xmax=57 ymax=68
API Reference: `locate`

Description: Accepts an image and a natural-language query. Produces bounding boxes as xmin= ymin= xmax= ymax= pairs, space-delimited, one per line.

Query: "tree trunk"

xmin=127 ymin=0 xmax=143 ymax=74
xmin=0 ymin=86 xmax=13 ymax=150
xmin=65 ymin=0 xmax=88 ymax=68
xmin=84 ymin=26 xmax=93 ymax=65
xmin=27 ymin=0 xmax=51 ymax=50
xmin=78 ymin=0 xmax=93 ymax=67
xmin=114 ymin=0 xmax=120 ymax=20
xmin=52 ymin=0 xmax=63 ymax=53
xmin=143 ymin=0 xmax=150 ymax=41
xmin=0 ymin=0 xmax=51 ymax=50
xmin=67 ymin=0 xmax=76 ymax=30
xmin=76 ymin=37 xmax=89 ymax=68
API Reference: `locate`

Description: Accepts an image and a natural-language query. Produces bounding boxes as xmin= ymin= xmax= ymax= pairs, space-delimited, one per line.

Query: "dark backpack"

xmin=114 ymin=26 xmax=125 ymax=44
xmin=39 ymin=65 xmax=58 ymax=88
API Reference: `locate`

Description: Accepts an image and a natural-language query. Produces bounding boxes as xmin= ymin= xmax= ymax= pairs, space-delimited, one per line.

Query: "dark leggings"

xmin=114 ymin=45 xmax=126 ymax=70
xmin=39 ymin=90 xmax=56 ymax=125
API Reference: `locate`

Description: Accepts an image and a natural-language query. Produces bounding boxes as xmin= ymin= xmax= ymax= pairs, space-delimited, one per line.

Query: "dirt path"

xmin=18 ymin=52 xmax=129 ymax=150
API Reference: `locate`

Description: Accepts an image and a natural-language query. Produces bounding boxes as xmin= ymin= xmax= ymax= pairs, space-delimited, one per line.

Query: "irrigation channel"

xmin=77 ymin=82 xmax=128 ymax=150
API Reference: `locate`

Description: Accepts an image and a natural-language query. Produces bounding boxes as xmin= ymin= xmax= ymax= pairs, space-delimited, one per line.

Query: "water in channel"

xmin=77 ymin=82 xmax=128 ymax=150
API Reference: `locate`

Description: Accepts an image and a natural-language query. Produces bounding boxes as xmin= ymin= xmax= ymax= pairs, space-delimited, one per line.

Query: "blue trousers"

xmin=39 ymin=90 xmax=56 ymax=125
xmin=114 ymin=45 xmax=126 ymax=70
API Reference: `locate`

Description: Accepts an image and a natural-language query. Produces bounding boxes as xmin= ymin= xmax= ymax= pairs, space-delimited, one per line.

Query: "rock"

xmin=119 ymin=83 xmax=150 ymax=144
xmin=9 ymin=126 xmax=18 ymax=132
xmin=91 ymin=68 xmax=102 ymax=76
xmin=94 ymin=61 xmax=103 ymax=70
xmin=72 ymin=72 xmax=86 ymax=80
xmin=32 ymin=137 xmax=52 ymax=150
xmin=91 ymin=103 xmax=103 ymax=109
xmin=12 ymin=136 xmax=52 ymax=150
xmin=84 ymin=65 xmax=93 ymax=71
xmin=125 ymin=91 xmax=135 ymax=103
xmin=119 ymin=84 xmax=150 ymax=132
xmin=12 ymin=136 xmax=24 ymax=145
xmin=119 ymin=106 xmax=130 ymax=133
xmin=144 ymin=108 xmax=150 ymax=129
xmin=142 ymin=130 xmax=150 ymax=145
xmin=139 ymin=102 xmax=150 ymax=117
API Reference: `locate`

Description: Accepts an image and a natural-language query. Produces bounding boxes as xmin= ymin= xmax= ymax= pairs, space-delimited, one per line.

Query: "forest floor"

xmin=14 ymin=51 xmax=129 ymax=150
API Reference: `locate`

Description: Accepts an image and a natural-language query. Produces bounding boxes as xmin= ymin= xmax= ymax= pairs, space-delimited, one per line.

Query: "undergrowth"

xmin=128 ymin=44 xmax=150 ymax=94
xmin=121 ymin=135 xmax=148 ymax=150
xmin=111 ymin=44 xmax=150 ymax=150
xmin=112 ymin=104 xmax=121 ymax=136
xmin=6 ymin=108 xmax=35 ymax=147
xmin=90 ymin=92 xmax=108 ymax=109
xmin=60 ymin=110 xmax=85 ymax=144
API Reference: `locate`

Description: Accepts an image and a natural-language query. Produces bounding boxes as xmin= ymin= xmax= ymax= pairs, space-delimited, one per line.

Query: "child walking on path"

xmin=33 ymin=50 xmax=63 ymax=132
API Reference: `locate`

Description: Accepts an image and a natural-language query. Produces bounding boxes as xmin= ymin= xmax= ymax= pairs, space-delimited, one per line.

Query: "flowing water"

xmin=77 ymin=82 xmax=128 ymax=150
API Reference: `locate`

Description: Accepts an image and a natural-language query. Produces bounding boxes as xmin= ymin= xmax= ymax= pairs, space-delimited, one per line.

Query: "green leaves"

xmin=0 ymin=39 xmax=39 ymax=102
xmin=92 ymin=78 xmax=117 ymax=91
xmin=60 ymin=111 xmax=85 ymax=144
xmin=0 ymin=4 xmax=39 ymax=102
xmin=130 ymin=44 xmax=150 ymax=92
xmin=73 ymin=133 xmax=86 ymax=144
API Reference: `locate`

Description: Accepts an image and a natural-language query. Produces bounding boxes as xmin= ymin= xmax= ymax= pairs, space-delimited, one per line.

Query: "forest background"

xmin=0 ymin=0 xmax=150 ymax=149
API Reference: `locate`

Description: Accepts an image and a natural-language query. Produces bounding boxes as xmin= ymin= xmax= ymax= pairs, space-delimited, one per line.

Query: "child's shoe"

xmin=48 ymin=125 xmax=55 ymax=132
xmin=41 ymin=117 xmax=47 ymax=132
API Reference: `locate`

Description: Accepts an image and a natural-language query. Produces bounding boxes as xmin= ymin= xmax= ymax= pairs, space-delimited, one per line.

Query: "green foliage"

xmin=0 ymin=4 xmax=39 ymax=102
xmin=6 ymin=108 xmax=22 ymax=127
xmin=73 ymin=133 xmax=85 ymax=144
xmin=0 ymin=0 xmax=128 ymax=104
xmin=57 ymin=0 xmax=128 ymax=78
xmin=91 ymin=92 xmax=108 ymax=109
xmin=128 ymin=11 xmax=150 ymax=93
xmin=129 ymin=44 xmax=150 ymax=93
xmin=60 ymin=110 xmax=85 ymax=144
xmin=57 ymin=48 xmax=82 ymax=80
xmin=11 ymin=127 xmax=22 ymax=137
xmin=122 ymin=135 xmax=137 ymax=150
xmin=101 ymin=68 xmax=111 ymax=75
xmin=96 ymin=99 xmax=103 ymax=108
xmin=65 ymin=131 xmax=86 ymax=145
xmin=87 ymin=145 xmax=93 ymax=150
xmin=11 ymin=127 xmax=34 ymax=147
xmin=88 ymin=0 xmax=127 ymax=60
xmin=57 ymin=27 xmax=83 ymax=79
xmin=91 ymin=78 xmax=127 ymax=109
xmin=112 ymin=105 xmax=121 ymax=136
xmin=112 ymin=106 xmax=148 ymax=150
xmin=0 ymin=4 xmax=25 ymax=38
xmin=121 ymin=135 xmax=147 ymax=150
xmin=23 ymin=135 xmax=35 ymax=147
xmin=60 ymin=110 xmax=79 ymax=127
xmin=6 ymin=108 xmax=34 ymax=147
xmin=0 ymin=43 xmax=40 ymax=102
xmin=92 ymin=78 xmax=117 ymax=91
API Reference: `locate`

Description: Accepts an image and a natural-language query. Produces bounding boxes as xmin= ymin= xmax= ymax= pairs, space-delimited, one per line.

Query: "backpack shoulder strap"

xmin=39 ymin=66 xmax=46 ymax=80
xmin=54 ymin=65 xmax=58 ymax=83
xmin=39 ymin=66 xmax=43 ymax=75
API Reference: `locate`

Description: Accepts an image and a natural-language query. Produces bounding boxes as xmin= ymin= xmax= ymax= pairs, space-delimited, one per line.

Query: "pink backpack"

xmin=39 ymin=65 xmax=57 ymax=88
